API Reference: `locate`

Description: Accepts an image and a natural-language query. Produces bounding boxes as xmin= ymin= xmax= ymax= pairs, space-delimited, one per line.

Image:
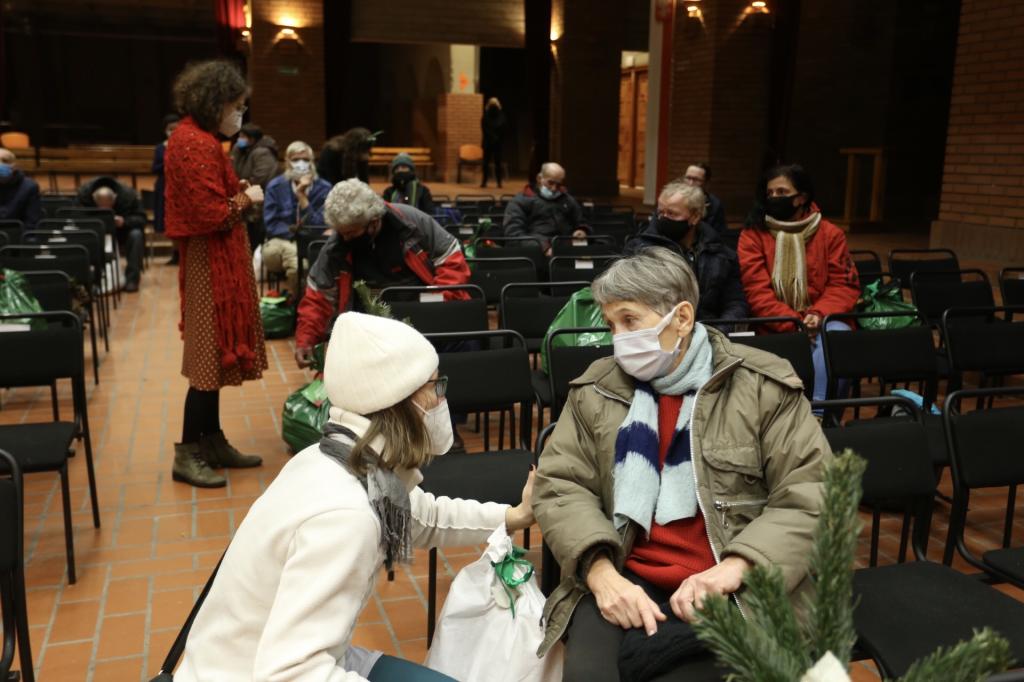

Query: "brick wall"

xmin=931 ymin=0 xmax=1024 ymax=260
xmin=351 ymin=0 xmax=524 ymax=48
xmin=437 ymin=93 xmax=483 ymax=182
xmin=248 ymin=0 xmax=326 ymax=156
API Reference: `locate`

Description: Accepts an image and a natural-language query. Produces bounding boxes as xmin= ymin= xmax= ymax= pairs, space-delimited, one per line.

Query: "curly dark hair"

xmin=172 ymin=60 xmax=249 ymax=133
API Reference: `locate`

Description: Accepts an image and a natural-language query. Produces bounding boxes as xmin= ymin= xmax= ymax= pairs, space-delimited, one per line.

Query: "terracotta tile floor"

xmin=1 ymin=244 xmax=1021 ymax=681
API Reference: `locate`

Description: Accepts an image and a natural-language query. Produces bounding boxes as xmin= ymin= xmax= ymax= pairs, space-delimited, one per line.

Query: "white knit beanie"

xmin=323 ymin=312 xmax=438 ymax=415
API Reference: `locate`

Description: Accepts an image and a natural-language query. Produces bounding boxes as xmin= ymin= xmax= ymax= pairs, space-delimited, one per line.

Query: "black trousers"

xmin=563 ymin=573 xmax=725 ymax=682
xmin=482 ymin=143 xmax=503 ymax=186
xmin=117 ymin=227 xmax=144 ymax=286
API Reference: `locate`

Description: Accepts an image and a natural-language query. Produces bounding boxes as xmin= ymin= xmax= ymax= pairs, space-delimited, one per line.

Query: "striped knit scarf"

xmin=613 ymin=323 xmax=715 ymax=535
xmin=765 ymin=210 xmax=821 ymax=312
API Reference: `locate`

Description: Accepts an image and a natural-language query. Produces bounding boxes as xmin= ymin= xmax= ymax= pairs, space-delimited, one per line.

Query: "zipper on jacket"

xmin=713 ymin=499 xmax=769 ymax=529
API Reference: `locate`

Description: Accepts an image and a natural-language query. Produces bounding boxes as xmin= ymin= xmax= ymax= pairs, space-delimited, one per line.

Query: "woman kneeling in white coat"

xmin=175 ymin=311 xmax=535 ymax=681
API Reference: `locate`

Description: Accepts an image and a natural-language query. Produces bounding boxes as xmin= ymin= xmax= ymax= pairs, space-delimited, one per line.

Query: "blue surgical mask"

xmin=539 ymin=185 xmax=560 ymax=200
xmin=235 ymin=138 xmax=250 ymax=150
xmin=0 ymin=164 xmax=12 ymax=180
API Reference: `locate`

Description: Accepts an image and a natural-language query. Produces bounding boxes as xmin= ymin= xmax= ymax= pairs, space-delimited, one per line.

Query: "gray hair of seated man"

xmin=323 ymin=178 xmax=386 ymax=228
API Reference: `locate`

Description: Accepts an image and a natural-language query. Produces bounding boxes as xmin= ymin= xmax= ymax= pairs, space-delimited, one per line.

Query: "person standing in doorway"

xmin=481 ymin=97 xmax=506 ymax=189
xmin=164 ymin=59 xmax=269 ymax=488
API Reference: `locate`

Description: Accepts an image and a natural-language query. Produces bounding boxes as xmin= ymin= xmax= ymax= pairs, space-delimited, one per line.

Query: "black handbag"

xmin=148 ymin=553 xmax=224 ymax=681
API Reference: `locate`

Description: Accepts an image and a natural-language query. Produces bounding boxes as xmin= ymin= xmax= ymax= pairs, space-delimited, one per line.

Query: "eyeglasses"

xmin=426 ymin=375 xmax=449 ymax=398
xmin=235 ymin=104 xmax=248 ymax=114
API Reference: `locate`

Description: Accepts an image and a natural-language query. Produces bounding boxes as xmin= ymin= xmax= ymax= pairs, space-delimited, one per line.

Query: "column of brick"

xmin=437 ymin=93 xmax=483 ymax=182
xmin=248 ymin=0 xmax=327 ymax=155
xmin=931 ymin=0 xmax=1024 ymax=261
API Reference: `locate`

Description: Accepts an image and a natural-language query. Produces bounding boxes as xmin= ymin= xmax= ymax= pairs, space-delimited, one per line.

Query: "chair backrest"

xmin=945 ymin=388 xmax=1024 ymax=491
xmin=458 ymin=144 xmax=484 ymax=162
xmin=850 ymin=249 xmax=883 ymax=286
xmin=545 ymin=326 xmax=614 ymax=416
xmin=18 ymin=270 xmax=73 ymax=312
xmin=307 ymin=239 xmax=327 ymax=266
xmin=888 ymin=248 xmax=960 ymax=289
xmin=910 ymin=269 xmax=994 ymax=325
xmin=587 ymin=217 xmax=636 ymax=248
xmin=456 ymin=195 xmax=497 ymax=211
xmin=822 ymin=311 xmax=937 ymax=406
xmin=550 ymin=235 xmax=620 ymax=258
xmin=40 ymin=196 xmax=74 ymax=218
xmin=56 ymin=207 xmax=115 ymax=235
xmin=0 ymin=449 xmax=23 ymax=575
xmin=703 ymin=317 xmax=812 ymax=398
xmin=998 ymin=267 xmax=1024 ymax=308
xmin=467 ymin=257 xmax=538 ymax=304
xmin=942 ymin=307 xmax=1024 ymax=376
xmin=500 ymin=283 xmax=588 ymax=341
xmin=549 ymin=255 xmax=617 ymax=284
xmin=21 ymin=229 xmax=104 ymax=273
xmin=0 ymin=220 xmax=21 ymax=244
xmin=0 ymin=244 xmax=92 ymax=286
xmin=472 ymin=236 xmax=547 ymax=273
xmin=0 ymin=311 xmax=84 ymax=387
xmin=817 ymin=396 xmax=936 ymax=565
xmin=0 ymin=131 xmax=29 ymax=148
xmin=426 ymin=330 xmax=535 ymax=445
xmin=379 ymin=285 xmax=488 ymax=334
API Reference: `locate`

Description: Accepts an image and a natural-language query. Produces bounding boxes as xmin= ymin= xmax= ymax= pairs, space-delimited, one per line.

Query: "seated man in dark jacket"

xmin=295 ymin=179 xmax=471 ymax=367
xmin=626 ymin=181 xmax=747 ymax=322
xmin=76 ymin=176 xmax=148 ymax=292
xmin=0 ymin=147 xmax=41 ymax=227
xmin=382 ymin=152 xmax=434 ymax=215
xmin=683 ymin=162 xmax=727 ymax=234
xmin=503 ymin=162 xmax=587 ymax=255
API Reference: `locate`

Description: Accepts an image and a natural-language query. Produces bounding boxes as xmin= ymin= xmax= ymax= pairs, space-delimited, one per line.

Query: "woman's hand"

xmin=669 ymin=555 xmax=751 ymax=622
xmin=572 ymin=229 xmax=588 ymax=239
xmin=244 ymin=184 xmax=264 ymax=204
xmin=803 ymin=312 xmax=822 ymax=336
xmin=505 ymin=467 xmax=535 ymax=532
xmin=587 ymin=558 xmax=666 ymax=635
xmin=295 ymin=346 xmax=315 ymax=369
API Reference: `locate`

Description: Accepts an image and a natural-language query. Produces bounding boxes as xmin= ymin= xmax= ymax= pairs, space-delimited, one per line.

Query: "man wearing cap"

xmin=381 ymin=152 xmax=434 ymax=215
xmin=0 ymin=147 xmax=42 ymax=227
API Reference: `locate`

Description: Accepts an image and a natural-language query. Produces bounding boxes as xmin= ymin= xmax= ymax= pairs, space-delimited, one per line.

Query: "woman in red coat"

xmin=737 ymin=164 xmax=860 ymax=401
xmin=164 ymin=60 xmax=269 ymax=487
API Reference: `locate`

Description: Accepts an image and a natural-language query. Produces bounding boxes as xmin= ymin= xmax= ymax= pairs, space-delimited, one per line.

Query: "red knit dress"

xmin=624 ymin=394 xmax=717 ymax=593
xmin=164 ymin=117 xmax=267 ymax=390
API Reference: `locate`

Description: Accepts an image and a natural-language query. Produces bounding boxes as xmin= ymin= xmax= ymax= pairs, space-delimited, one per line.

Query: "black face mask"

xmin=657 ymin=216 xmax=693 ymax=242
xmin=392 ymin=171 xmax=414 ymax=187
xmin=764 ymin=195 xmax=800 ymax=221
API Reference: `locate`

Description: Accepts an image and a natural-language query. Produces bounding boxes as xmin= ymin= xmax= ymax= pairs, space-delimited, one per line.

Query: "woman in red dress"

xmin=164 ymin=60 xmax=269 ymax=487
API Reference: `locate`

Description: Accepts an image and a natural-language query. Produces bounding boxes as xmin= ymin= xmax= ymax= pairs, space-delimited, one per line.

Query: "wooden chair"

xmin=457 ymin=144 xmax=484 ymax=183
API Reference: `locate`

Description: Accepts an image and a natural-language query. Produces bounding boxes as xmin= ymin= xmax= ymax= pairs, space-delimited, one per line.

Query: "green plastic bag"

xmin=281 ymin=343 xmax=330 ymax=453
xmin=260 ymin=296 xmax=295 ymax=339
xmin=540 ymin=287 xmax=611 ymax=374
xmin=0 ymin=269 xmax=45 ymax=330
xmin=857 ymin=280 xmax=919 ymax=330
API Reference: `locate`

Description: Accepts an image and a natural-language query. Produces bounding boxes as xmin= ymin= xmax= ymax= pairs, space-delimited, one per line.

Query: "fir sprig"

xmin=897 ymin=628 xmax=1011 ymax=682
xmin=352 ymin=280 xmax=393 ymax=319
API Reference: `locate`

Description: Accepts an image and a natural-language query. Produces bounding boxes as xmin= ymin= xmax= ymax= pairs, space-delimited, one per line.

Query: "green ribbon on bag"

xmin=490 ymin=546 xmax=535 ymax=619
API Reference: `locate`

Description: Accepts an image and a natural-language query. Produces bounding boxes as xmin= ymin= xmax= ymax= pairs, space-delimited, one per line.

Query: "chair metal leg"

xmin=58 ymin=465 xmax=76 ymax=584
xmin=87 ymin=305 xmax=99 ymax=385
xmin=49 ymin=383 xmax=59 ymax=422
xmin=76 ymin=380 xmax=100 ymax=529
xmin=1003 ymin=485 xmax=1017 ymax=549
xmin=14 ymin=568 xmax=34 ymax=682
xmin=427 ymin=547 xmax=437 ymax=646
xmin=498 ymin=411 xmax=505 ymax=450
xmin=869 ymin=506 xmax=881 ymax=567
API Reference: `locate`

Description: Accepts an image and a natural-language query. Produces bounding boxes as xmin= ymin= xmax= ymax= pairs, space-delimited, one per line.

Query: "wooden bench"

xmin=368 ymin=146 xmax=435 ymax=180
xmin=28 ymin=145 xmax=157 ymax=192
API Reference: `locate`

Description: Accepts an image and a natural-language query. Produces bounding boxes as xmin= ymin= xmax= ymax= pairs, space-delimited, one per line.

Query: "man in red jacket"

xmin=295 ymin=179 xmax=471 ymax=368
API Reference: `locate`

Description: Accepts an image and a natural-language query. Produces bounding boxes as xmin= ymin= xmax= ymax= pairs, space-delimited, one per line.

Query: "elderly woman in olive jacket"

xmin=533 ymin=247 xmax=830 ymax=681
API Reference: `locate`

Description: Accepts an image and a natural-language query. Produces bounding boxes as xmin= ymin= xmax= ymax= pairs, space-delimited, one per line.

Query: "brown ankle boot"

xmin=199 ymin=431 xmax=263 ymax=469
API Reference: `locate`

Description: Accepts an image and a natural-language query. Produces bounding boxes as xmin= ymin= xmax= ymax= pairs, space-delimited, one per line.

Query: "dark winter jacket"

xmin=705 ymin=191 xmax=727 ymax=234
xmin=625 ymin=220 xmax=748 ymax=322
xmin=382 ymin=180 xmax=434 ymax=216
xmin=231 ymin=136 xmax=280 ymax=189
xmin=0 ymin=171 xmax=42 ymax=227
xmin=502 ymin=184 xmax=586 ymax=248
xmin=75 ymin=176 xmax=147 ymax=233
xmin=152 ymin=142 xmax=168 ymax=231
xmin=482 ymin=108 xmax=506 ymax=148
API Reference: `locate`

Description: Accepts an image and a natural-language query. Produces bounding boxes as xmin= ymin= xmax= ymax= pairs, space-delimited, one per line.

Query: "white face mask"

xmin=416 ymin=400 xmax=454 ymax=455
xmin=290 ymin=159 xmax=312 ymax=174
xmin=612 ymin=304 xmax=683 ymax=382
xmin=219 ymin=109 xmax=243 ymax=137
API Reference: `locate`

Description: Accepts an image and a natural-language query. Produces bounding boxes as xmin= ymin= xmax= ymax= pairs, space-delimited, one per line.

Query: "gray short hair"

xmin=323 ymin=179 xmax=386 ymax=228
xmin=285 ymin=140 xmax=314 ymax=159
xmin=659 ymin=181 xmax=705 ymax=219
xmin=591 ymin=246 xmax=700 ymax=315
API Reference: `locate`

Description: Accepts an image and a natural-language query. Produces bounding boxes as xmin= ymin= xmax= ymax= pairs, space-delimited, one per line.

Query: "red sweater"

xmin=625 ymin=395 xmax=716 ymax=593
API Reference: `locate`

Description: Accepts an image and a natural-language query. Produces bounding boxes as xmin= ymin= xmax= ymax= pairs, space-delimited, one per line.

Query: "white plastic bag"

xmin=425 ymin=524 xmax=563 ymax=682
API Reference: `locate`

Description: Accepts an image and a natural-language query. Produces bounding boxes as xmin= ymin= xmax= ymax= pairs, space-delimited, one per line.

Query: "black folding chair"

xmin=943 ymin=307 xmax=1024 ymax=396
xmin=999 ymin=267 xmax=1024 ymax=308
xmin=0 ymin=448 xmax=34 ymax=682
xmin=419 ymin=330 xmax=536 ymax=644
xmin=56 ymin=207 xmax=121 ymax=307
xmin=40 ymin=195 xmax=73 ymax=218
xmin=378 ymin=284 xmax=488 ymax=334
xmin=812 ymin=396 xmax=1024 ymax=678
xmin=307 ymin=239 xmax=328 ymax=271
xmin=466 ymin=256 xmax=537 ymax=305
xmin=294 ymin=225 xmax=328 ymax=302
xmin=0 ymin=220 xmax=20 ymax=246
xmin=472 ymin=236 xmax=547 ymax=275
xmin=910 ymin=269 xmax=994 ymax=328
xmin=0 ymin=311 xmax=99 ymax=585
xmin=943 ymin=387 xmax=1024 ymax=589
xmin=850 ymin=249 xmax=883 ymax=287
xmin=704 ymin=317 xmax=814 ymax=399
xmin=499 ymin=282 xmax=590 ymax=356
xmin=888 ymin=248 xmax=959 ymax=291
xmin=542 ymin=326 xmax=613 ymax=423
xmin=548 ymin=255 xmax=618 ymax=284
xmin=587 ymin=217 xmax=637 ymax=249
xmin=550 ymin=234 xmax=619 ymax=258
xmin=455 ymin=194 xmax=497 ymax=212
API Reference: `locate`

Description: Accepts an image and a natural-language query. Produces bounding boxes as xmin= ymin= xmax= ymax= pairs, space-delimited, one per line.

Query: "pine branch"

xmin=742 ymin=565 xmax=813 ymax=672
xmin=693 ymin=593 xmax=807 ymax=682
xmin=804 ymin=450 xmax=865 ymax=665
xmin=352 ymin=280 xmax=393 ymax=319
xmin=896 ymin=628 xmax=1012 ymax=682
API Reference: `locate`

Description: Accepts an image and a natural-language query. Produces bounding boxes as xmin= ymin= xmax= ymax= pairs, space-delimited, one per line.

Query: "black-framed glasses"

xmin=426 ymin=375 xmax=449 ymax=398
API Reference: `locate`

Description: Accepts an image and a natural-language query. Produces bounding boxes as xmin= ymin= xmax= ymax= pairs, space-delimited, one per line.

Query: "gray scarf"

xmin=319 ymin=421 xmax=412 ymax=570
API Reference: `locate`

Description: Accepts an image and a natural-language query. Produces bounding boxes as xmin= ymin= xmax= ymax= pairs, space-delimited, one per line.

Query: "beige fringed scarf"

xmin=766 ymin=211 xmax=822 ymax=311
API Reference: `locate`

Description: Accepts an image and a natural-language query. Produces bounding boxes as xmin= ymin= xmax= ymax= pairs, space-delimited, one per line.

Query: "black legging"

xmin=482 ymin=143 xmax=503 ymax=186
xmin=182 ymin=388 xmax=221 ymax=444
